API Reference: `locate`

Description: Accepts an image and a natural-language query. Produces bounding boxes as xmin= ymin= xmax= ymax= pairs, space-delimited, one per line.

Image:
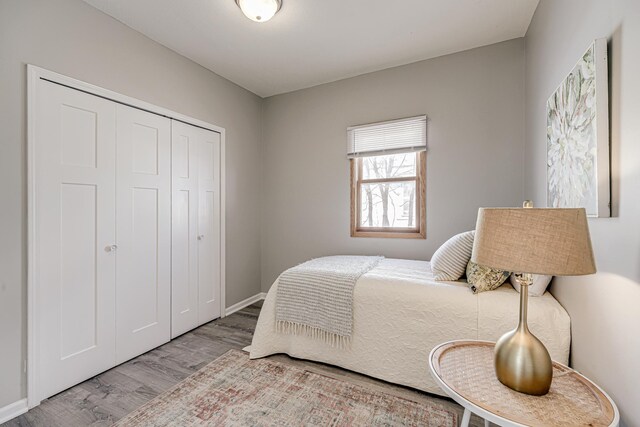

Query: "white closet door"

xmin=171 ymin=121 xmax=200 ymax=337
xmin=171 ymin=121 xmax=221 ymax=336
xmin=115 ymin=105 xmax=171 ymax=363
xmin=197 ymin=129 xmax=222 ymax=324
xmin=35 ymin=81 xmax=117 ymax=401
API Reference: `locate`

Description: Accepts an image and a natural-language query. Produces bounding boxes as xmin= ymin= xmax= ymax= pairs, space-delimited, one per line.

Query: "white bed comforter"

xmin=249 ymin=259 xmax=571 ymax=396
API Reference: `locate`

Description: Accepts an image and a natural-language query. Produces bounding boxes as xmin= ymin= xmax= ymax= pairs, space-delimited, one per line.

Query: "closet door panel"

xmin=116 ymin=105 xmax=171 ymax=364
xmin=35 ymin=81 xmax=117 ymax=401
xmin=171 ymin=122 xmax=199 ymax=337
xmin=197 ymin=131 xmax=221 ymax=324
xmin=59 ymin=184 xmax=99 ymax=356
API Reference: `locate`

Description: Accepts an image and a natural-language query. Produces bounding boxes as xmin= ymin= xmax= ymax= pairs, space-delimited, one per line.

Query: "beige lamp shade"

xmin=471 ymin=208 xmax=596 ymax=276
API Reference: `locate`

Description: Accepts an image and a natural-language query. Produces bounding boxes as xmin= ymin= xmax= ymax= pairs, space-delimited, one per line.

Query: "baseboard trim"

xmin=0 ymin=398 xmax=28 ymax=424
xmin=225 ymin=292 xmax=266 ymax=316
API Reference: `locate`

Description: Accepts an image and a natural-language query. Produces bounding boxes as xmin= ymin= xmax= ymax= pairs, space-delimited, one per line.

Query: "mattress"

xmin=249 ymin=258 xmax=571 ymax=396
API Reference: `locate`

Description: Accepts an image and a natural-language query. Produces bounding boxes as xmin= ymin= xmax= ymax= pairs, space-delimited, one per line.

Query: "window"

xmin=348 ymin=116 xmax=427 ymax=239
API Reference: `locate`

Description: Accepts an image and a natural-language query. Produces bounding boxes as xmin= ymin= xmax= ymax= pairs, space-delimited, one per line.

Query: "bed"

xmin=248 ymin=258 xmax=571 ymax=397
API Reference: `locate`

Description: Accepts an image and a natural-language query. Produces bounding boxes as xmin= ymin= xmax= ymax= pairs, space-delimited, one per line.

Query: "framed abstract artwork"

xmin=546 ymin=38 xmax=610 ymax=217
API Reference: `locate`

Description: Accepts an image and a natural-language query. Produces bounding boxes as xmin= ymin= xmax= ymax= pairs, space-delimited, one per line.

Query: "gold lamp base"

xmin=494 ymin=274 xmax=553 ymax=396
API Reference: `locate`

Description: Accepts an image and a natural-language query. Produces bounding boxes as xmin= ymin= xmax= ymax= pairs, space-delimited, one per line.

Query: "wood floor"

xmin=4 ymin=302 xmax=483 ymax=427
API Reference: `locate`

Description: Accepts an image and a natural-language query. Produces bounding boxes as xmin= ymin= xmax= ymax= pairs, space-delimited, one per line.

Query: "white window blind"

xmin=347 ymin=115 xmax=427 ymax=158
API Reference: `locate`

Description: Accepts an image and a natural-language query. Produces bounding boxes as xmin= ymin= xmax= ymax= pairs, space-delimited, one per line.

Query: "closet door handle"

xmin=105 ymin=244 xmax=118 ymax=253
xmin=197 ymin=235 xmax=204 ymax=241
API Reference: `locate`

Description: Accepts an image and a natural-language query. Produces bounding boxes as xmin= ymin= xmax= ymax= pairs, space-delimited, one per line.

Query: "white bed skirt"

xmin=249 ymin=259 xmax=571 ymax=397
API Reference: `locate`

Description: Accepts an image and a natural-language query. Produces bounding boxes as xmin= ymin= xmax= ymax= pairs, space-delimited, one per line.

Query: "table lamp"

xmin=471 ymin=203 xmax=596 ymax=395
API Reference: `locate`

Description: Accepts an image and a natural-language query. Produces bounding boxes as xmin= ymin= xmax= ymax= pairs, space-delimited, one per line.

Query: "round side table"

xmin=429 ymin=340 xmax=618 ymax=427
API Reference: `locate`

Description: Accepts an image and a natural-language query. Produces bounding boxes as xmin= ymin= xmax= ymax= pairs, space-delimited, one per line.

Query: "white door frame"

xmin=27 ymin=64 xmax=227 ymax=408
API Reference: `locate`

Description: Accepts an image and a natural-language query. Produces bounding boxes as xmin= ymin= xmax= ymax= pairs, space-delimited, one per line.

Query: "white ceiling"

xmin=84 ymin=0 xmax=539 ymax=97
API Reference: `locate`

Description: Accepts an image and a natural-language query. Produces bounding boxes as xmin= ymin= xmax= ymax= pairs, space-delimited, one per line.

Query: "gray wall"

xmin=261 ymin=39 xmax=526 ymax=290
xmin=524 ymin=1 xmax=640 ymax=425
xmin=0 ymin=0 xmax=263 ymax=408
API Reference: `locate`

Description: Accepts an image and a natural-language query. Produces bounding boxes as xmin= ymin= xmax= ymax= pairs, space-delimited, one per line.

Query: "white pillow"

xmin=509 ymin=274 xmax=553 ymax=297
xmin=431 ymin=231 xmax=475 ymax=281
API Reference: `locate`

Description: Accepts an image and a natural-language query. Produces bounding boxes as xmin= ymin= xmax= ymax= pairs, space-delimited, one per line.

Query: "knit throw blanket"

xmin=275 ymin=256 xmax=383 ymax=347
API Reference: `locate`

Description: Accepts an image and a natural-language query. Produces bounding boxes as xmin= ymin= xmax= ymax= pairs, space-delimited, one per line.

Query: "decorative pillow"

xmin=466 ymin=261 xmax=510 ymax=294
xmin=431 ymin=231 xmax=475 ymax=281
xmin=510 ymin=274 xmax=553 ymax=297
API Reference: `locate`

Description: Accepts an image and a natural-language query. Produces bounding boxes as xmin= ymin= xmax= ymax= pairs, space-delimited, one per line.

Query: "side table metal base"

xmin=461 ymin=408 xmax=470 ymax=426
xmin=460 ymin=408 xmax=490 ymax=427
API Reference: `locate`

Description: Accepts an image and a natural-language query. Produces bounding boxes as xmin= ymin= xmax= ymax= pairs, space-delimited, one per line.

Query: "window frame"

xmin=350 ymin=151 xmax=426 ymax=239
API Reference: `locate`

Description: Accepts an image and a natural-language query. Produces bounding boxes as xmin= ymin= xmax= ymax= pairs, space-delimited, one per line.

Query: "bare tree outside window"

xmin=351 ymin=151 xmax=426 ymax=239
xmin=360 ymin=153 xmax=416 ymax=228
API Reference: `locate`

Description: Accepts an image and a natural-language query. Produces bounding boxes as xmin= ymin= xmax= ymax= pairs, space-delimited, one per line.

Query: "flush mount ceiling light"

xmin=235 ymin=0 xmax=282 ymax=23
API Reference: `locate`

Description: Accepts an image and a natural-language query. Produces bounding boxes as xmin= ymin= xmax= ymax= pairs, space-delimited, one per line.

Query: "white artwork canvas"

xmin=546 ymin=39 xmax=610 ymax=217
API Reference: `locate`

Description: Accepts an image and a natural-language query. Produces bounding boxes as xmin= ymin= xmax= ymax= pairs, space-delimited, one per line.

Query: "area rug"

xmin=115 ymin=349 xmax=457 ymax=426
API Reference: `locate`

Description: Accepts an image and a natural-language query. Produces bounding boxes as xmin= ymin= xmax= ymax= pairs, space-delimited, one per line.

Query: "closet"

xmin=171 ymin=121 xmax=222 ymax=338
xmin=31 ymin=76 xmax=222 ymax=403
